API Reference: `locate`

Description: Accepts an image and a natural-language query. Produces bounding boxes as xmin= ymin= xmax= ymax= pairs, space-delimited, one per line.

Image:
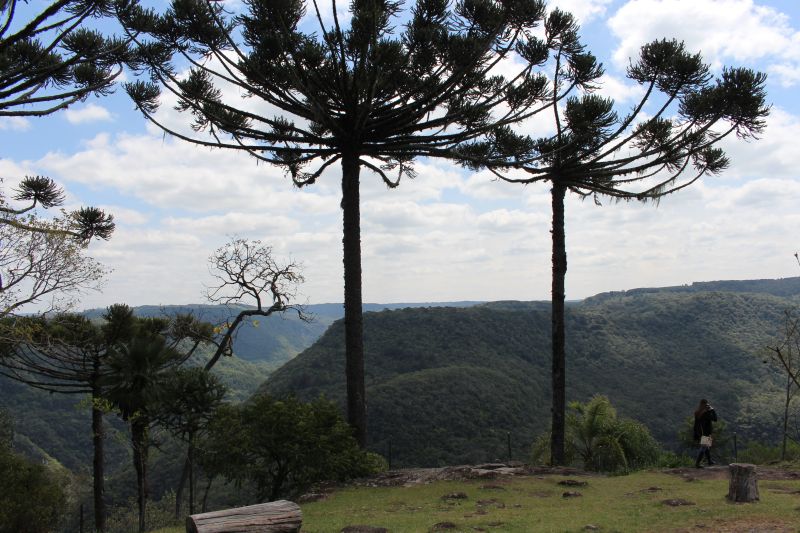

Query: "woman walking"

xmin=694 ymin=399 xmax=718 ymax=468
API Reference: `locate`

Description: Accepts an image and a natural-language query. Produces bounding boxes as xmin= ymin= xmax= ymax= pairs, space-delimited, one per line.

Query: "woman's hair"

xmin=694 ymin=398 xmax=709 ymax=418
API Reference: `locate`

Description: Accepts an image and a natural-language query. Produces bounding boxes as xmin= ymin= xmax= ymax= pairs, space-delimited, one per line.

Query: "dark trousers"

xmin=696 ymin=445 xmax=712 ymax=465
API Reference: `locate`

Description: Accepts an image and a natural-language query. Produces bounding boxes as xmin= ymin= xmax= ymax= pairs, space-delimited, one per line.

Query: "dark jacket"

xmin=693 ymin=408 xmax=717 ymax=441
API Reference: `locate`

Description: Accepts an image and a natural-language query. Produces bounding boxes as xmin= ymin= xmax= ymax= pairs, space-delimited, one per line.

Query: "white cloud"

xmin=64 ymin=103 xmax=113 ymax=124
xmin=164 ymin=212 xmax=299 ymax=235
xmin=549 ymin=0 xmax=614 ymax=23
xmin=0 ymin=117 xmax=31 ymax=131
xmin=98 ymin=206 xmax=150 ymax=226
xmin=476 ymin=208 xmax=547 ymax=233
xmin=608 ymin=0 xmax=800 ymax=85
xmin=596 ymin=73 xmax=647 ymax=104
xmin=38 ymin=132 xmax=337 ymax=214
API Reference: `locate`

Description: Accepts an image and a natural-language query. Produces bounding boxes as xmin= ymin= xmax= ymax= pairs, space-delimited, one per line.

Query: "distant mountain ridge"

xmin=587 ymin=277 xmax=800 ymax=302
xmin=82 ymin=301 xmax=482 ymax=364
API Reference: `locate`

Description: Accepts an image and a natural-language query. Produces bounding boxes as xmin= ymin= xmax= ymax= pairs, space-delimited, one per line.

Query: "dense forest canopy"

xmin=263 ymin=282 xmax=798 ymax=466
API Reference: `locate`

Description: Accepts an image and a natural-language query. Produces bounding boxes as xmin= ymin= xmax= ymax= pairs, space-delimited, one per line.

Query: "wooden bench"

xmin=186 ymin=500 xmax=302 ymax=532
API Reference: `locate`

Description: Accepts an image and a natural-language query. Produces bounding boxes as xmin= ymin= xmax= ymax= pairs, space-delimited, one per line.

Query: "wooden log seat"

xmin=186 ymin=500 xmax=302 ymax=533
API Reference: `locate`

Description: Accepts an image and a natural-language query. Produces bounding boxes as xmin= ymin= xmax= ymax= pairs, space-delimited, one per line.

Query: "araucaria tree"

xmin=462 ymin=12 xmax=768 ymax=465
xmin=103 ymin=307 xmax=212 ymax=533
xmin=0 ymin=305 xmax=213 ymax=532
xmin=0 ymin=313 xmax=114 ymax=532
xmin=1 ymin=0 xmax=129 ymax=117
xmin=118 ymin=0 xmax=552 ymax=445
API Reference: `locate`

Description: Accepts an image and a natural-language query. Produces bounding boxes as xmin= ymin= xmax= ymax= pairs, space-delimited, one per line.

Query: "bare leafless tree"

xmin=171 ymin=237 xmax=307 ymax=518
xmin=0 ymin=176 xmax=115 ymax=318
xmin=203 ymin=237 xmax=308 ymax=372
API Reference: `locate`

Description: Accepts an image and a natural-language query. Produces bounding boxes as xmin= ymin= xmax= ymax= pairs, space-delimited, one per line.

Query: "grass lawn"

xmin=299 ymin=470 xmax=800 ymax=532
xmin=150 ymin=469 xmax=800 ymax=532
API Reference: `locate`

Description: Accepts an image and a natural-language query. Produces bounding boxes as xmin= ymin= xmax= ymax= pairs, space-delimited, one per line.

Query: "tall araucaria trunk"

xmin=188 ymin=438 xmax=195 ymax=515
xmin=550 ymin=182 xmax=567 ymax=466
xmin=131 ymin=418 xmax=149 ymax=532
xmin=341 ymin=152 xmax=367 ymax=448
xmin=91 ymin=381 xmax=106 ymax=533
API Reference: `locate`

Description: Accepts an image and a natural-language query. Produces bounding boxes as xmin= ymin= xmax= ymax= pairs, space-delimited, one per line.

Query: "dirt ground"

xmin=350 ymin=462 xmax=800 ymax=487
xmin=661 ymin=464 xmax=800 ymax=481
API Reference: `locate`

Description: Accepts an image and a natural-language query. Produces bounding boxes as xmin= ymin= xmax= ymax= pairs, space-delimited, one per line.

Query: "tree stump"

xmin=186 ymin=500 xmax=302 ymax=533
xmin=727 ymin=463 xmax=759 ymax=503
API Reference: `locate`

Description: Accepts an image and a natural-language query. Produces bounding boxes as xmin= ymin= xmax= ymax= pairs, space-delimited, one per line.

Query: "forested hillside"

xmin=4 ymin=280 xmax=800 ymax=475
xmin=263 ymin=285 xmax=800 ymax=467
xmin=1 ymin=301 xmax=478 ymax=473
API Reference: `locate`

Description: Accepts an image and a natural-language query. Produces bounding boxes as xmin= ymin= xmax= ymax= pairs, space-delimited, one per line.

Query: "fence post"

xmin=507 ymin=432 xmax=512 ymax=462
xmin=733 ymin=433 xmax=738 ymax=461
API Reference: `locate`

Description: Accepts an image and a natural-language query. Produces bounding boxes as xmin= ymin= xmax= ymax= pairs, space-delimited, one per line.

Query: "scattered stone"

xmin=562 ymin=491 xmax=582 ymax=498
xmin=661 ymin=498 xmax=696 ymax=507
xmin=474 ymin=463 xmax=508 ymax=470
xmin=643 ymin=486 xmax=662 ymax=492
xmin=479 ymin=484 xmax=506 ymax=491
xmin=441 ymin=492 xmax=469 ymax=501
xmin=431 ymin=521 xmax=457 ymax=530
xmin=341 ymin=527 xmax=389 ymax=533
xmin=767 ymin=485 xmax=800 ymax=494
xmin=558 ymin=479 xmax=588 ymax=487
xmin=694 ymin=525 xmax=708 ymax=529
xmin=583 ymin=525 xmax=600 ymax=531
xmin=476 ymin=498 xmax=505 ymax=509
xmin=297 ymin=492 xmax=327 ymax=503
xmin=492 ymin=467 xmax=527 ymax=476
xmin=487 ymin=522 xmax=505 ymax=527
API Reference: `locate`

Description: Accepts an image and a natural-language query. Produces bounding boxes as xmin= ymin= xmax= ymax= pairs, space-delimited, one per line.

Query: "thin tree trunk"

xmin=175 ymin=456 xmax=190 ymax=519
xmin=783 ymin=372 xmax=791 ymax=461
xmin=341 ymin=153 xmax=367 ymax=448
xmin=188 ymin=439 xmax=195 ymax=515
xmin=550 ymin=183 xmax=567 ymax=466
xmin=201 ymin=475 xmax=213 ymax=513
xmin=91 ymin=385 xmax=106 ymax=533
xmin=131 ymin=419 xmax=149 ymax=533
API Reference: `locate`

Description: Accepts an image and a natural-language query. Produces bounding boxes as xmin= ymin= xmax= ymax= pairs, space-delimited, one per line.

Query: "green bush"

xmin=0 ymin=450 xmax=67 ymax=533
xmin=199 ymin=395 xmax=386 ymax=502
xmin=530 ymin=395 xmax=662 ymax=473
xmin=738 ymin=439 xmax=800 ymax=464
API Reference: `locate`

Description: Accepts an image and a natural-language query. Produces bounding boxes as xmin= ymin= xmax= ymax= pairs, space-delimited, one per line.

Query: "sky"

xmin=2 ymin=0 xmax=799 ymax=311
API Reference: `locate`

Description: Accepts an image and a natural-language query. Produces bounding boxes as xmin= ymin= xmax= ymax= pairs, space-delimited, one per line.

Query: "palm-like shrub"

xmin=531 ymin=395 xmax=660 ymax=472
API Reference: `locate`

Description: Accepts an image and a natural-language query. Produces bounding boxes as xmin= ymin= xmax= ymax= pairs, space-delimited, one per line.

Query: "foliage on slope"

xmin=263 ymin=290 xmax=795 ymax=467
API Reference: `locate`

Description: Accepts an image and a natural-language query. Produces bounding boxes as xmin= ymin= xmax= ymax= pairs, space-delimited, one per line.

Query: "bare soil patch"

xmin=662 ymin=465 xmax=800 ymax=481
